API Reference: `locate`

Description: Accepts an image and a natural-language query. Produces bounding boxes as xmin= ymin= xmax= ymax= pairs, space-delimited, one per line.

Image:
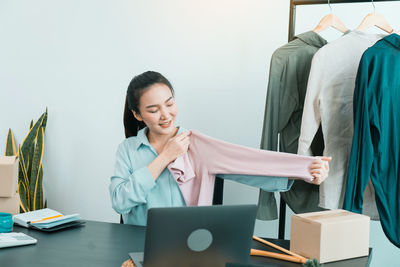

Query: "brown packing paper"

xmin=0 ymin=156 xmax=19 ymax=197
xmin=0 ymin=193 xmax=20 ymax=215
xmin=290 ymin=209 xmax=370 ymax=263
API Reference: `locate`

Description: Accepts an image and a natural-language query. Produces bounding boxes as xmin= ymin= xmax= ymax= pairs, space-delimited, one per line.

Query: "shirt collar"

xmin=295 ymin=31 xmax=327 ymax=48
xmin=350 ymin=30 xmax=387 ymax=42
xmin=382 ymin=33 xmax=400 ymax=49
xmin=134 ymin=127 xmax=150 ymax=151
xmin=134 ymin=126 xmax=187 ymax=151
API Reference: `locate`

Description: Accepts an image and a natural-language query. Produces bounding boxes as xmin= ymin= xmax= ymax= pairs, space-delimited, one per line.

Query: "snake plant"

xmin=4 ymin=108 xmax=48 ymax=212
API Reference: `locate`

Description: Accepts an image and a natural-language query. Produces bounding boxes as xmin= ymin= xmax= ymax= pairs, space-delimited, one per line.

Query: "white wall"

xmin=0 ymin=0 xmax=399 ymax=265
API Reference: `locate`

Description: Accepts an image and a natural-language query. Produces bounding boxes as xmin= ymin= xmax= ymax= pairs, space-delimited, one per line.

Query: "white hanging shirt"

xmin=298 ymin=30 xmax=385 ymax=217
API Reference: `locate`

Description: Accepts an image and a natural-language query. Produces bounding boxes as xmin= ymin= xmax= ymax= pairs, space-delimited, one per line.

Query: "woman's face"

xmin=133 ymin=83 xmax=178 ymax=136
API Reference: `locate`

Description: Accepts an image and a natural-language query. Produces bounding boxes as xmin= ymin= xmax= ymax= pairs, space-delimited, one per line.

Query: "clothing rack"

xmin=289 ymin=0 xmax=398 ymax=41
xmin=277 ymin=0 xmax=400 ymax=240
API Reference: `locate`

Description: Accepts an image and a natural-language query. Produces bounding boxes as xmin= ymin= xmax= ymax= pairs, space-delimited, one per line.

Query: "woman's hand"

xmin=308 ymin=156 xmax=331 ymax=185
xmin=148 ymin=131 xmax=191 ymax=181
xmin=160 ymin=131 xmax=191 ymax=163
xmin=121 ymin=259 xmax=136 ymax=267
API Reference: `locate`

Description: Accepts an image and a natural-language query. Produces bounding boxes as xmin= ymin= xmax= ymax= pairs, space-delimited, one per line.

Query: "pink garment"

xmin=168 ymin=153 xmax=195 ymax=185
xmin=168 ymin=130 xmax=316 ymax=206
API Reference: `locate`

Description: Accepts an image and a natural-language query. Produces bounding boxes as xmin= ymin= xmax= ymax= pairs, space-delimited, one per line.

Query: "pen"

xmin=28 ymin=214 xmax=63 ymax=224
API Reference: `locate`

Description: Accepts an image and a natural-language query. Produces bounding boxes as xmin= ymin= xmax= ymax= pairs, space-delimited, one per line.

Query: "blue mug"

xmin=0 ymin=212 xmax=13 ymax=233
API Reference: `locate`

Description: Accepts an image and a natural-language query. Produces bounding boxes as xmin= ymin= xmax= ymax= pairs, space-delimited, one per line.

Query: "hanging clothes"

xmin=343 ymin=34 xmax=400 ymax=248
xmin=257 ymin=31 xmax=327 ymax=220
xmin=169 ymin=130 xmax=317 ymax=206
xmin=298 ymin=30 xmax=385 ymax=217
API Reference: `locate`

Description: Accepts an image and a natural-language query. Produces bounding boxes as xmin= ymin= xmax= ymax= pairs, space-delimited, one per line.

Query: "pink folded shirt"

xmin=168 ymin=130 xmax=316 ymax=206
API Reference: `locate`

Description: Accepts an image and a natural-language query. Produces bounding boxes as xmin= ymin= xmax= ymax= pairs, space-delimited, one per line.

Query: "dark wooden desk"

xmin=0 ymin=220 xmax=372 ymax=267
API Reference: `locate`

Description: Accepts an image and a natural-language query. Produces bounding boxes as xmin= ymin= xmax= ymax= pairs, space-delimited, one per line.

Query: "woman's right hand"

xmin=121 ymin=259 xmax=136 ymax=267
xmin=161 ymin=131 xmax=191 ymax=163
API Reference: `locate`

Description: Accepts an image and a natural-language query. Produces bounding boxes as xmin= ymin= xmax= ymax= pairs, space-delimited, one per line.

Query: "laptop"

xmin=129 ymin=205 xmax=257 ymax=267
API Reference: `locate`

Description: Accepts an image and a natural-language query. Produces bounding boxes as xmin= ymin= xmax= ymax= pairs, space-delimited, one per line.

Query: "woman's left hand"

xmin=308 ymin=156 xmax=332 ymax=185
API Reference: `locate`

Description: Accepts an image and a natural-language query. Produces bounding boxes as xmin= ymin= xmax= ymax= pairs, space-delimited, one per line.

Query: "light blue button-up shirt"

xmin=109 ymin=127 xmax=293 ymax=226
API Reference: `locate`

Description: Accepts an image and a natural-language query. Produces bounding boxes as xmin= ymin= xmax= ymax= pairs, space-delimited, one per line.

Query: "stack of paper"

xmin=13 ymin=208 xmax=83 ymax=231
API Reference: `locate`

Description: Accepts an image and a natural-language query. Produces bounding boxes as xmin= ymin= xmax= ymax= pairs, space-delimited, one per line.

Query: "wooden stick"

xmin=251 ymin=249 xmax=307 ymax=264
xmin=252 ymin=235 xmax=307 ymax=261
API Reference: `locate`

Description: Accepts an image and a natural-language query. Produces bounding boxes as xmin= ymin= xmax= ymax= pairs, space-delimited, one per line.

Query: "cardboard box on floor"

xmin=0 ymin=156 xmax=18 ymax=197
xmin=290 ymin=209 xmax=370 ymax=263
xmin=0 ymin=193 xmax=20 ymax=215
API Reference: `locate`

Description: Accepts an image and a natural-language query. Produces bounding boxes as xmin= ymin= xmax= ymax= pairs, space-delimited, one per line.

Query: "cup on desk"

xmin=0 ymin=212 xmax=13 ymax=233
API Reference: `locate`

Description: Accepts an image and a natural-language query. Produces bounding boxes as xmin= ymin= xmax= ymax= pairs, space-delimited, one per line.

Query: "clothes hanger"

xmin=356 ymin=0 xmax=394 ymax=33
xmin=313 ymin=0 xmax=349 ymax=34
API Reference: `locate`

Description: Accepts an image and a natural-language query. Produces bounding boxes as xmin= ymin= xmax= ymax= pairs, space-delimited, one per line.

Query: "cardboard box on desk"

xmin=0 ymin=193 xmax=20 ymax=215
xmin=290 ymin=209 xmax=370 ymax=263
xmin=0 ymin=156 xmax=18 ymax=197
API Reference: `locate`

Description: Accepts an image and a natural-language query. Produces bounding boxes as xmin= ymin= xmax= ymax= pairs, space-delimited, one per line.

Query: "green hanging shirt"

xmin=343 ymin=34 xmax=400 ymax=248
xmin=257 ymin=31 xmax=327 ymax=220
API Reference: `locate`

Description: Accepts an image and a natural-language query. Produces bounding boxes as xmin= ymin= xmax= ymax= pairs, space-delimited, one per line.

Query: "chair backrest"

xmin=212 ymin=176 xmax=224 ymax=205
xmin=120 ymin=176 xmax=225 ymax=224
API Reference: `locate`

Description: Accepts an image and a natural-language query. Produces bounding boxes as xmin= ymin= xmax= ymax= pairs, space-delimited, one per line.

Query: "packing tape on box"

xmin=0 ymin=212 xmax=13 ymax=233
xmin=304 ymin=211 xmax=353 ymax=221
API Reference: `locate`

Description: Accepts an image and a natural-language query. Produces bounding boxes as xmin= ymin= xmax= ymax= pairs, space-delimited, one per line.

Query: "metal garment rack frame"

xmin=278 ymin=0 xmax=399 ymax=239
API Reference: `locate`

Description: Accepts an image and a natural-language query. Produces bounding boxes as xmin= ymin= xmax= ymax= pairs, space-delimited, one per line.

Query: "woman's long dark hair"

xmin=123 ymin=71 xmax=174 ymax=138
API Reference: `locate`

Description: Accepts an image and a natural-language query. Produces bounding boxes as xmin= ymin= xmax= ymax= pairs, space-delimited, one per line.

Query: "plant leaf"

xmin=27 ymin=137 xmax=35 ymax=184
xmin=5 ymin=128 xmax=17 ymax=156
xmin=27 ymin=119 xmax=36 ymax=179
xmin=38 ymin=165 xmax=44 ymax=209
xmin=18 ymin=144 xmax=30 ymax=204
xmin=41 ymin=108 xmax=48 ymax=133
xmin=30 ymin=127 xmax=44 ymax=211
xmin=19 ymin=112 xmax=45 ymax=176
xmin=18 ymin=181 xmax=29 ymax=213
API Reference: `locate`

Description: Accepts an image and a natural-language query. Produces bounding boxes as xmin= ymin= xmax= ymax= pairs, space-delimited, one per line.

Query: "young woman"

xmin=110 ymin=71 xmax=331 ymax=228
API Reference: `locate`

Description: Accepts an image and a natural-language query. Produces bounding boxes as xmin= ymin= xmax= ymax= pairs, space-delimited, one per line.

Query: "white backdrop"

xmin=1 ymin=0 xmax=399 ymax=265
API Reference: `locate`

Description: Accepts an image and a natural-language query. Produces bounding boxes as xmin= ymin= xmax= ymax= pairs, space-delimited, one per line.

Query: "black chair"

xmin=212 ymin=176 xmax=224 ymax=205
xmin=120 ymin=176 xmax=225 ymax=224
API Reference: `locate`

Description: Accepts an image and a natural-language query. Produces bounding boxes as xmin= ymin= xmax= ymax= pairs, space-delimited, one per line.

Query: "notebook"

xmin=129 ymin=204 xmax=257 ymax=267
xmin=13 ymin=208 xmax=84 ymax=231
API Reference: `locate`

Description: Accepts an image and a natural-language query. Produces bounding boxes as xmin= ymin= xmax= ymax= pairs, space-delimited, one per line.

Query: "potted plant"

xmin=5 ymin=108 xmax=48 ymax=212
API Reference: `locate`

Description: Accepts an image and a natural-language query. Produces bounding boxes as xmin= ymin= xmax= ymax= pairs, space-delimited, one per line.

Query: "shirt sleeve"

xmin=231 ymin=55 xmax=295 ymax=192
xmin=218 ymin=174 xmax=294 ymax=192
xmin=260 ymin=51 xmax=284 ymax=151
xmin=191 ymin=131 xmax=315 ymax=182
xmin=278 ymin=56 xmax=301 ymax=147
xmin=297 ymin=52 xmax=323 ymax=156
xmin=109 ymin=142 xmax=156 ymax=214
xmin=343 ymin=55 xmax=375 ymax=213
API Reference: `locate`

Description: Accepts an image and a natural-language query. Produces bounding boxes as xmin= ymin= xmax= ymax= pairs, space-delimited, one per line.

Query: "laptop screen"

xmin=140 ymin=205 xmax=257 ymax=267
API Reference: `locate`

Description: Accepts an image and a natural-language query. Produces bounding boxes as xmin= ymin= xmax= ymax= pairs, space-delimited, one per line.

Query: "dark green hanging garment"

xmin=343 ymin=34 xmax=400 ymax=248
xmin=257 ymin=31 xmax=327 ymax=220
